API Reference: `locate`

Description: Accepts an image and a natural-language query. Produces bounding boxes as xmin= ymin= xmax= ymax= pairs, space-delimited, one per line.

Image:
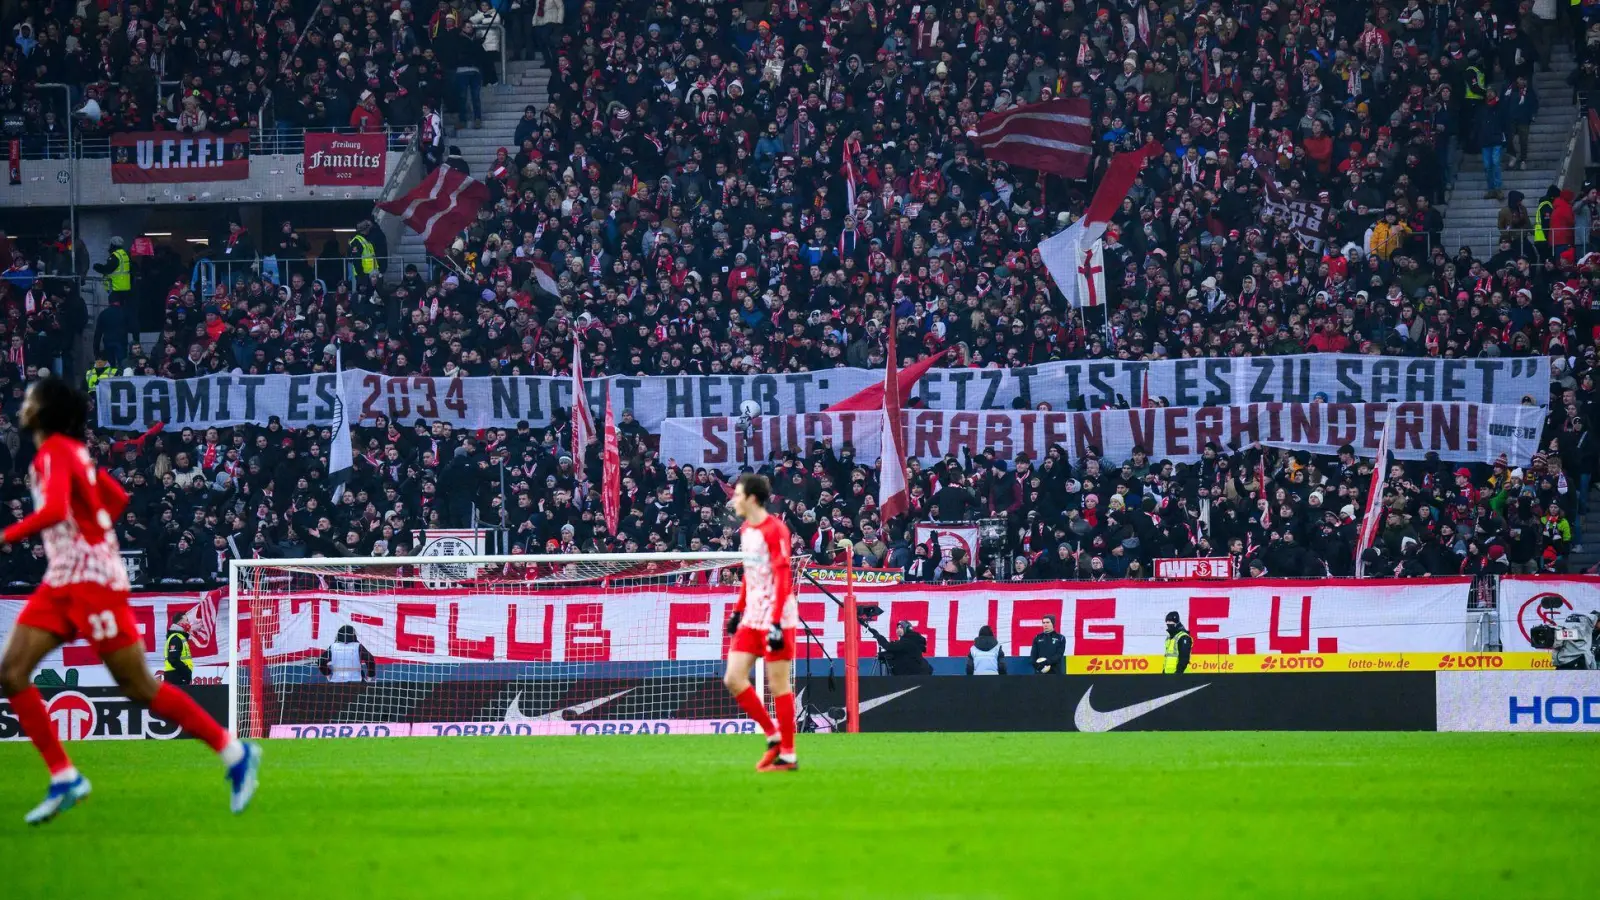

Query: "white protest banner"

xmin=95 ymin=356 xmax=1550 ymax=432
xmin=659 ymin=402 xmax=1544 ymax=473
xmin=231 ymin=578 xmax=1473 ymax=665
xmin=0 ymin=592 xmax=229 ymax=687
xmin=1495 ymin=576 xmax=1600 ymax=653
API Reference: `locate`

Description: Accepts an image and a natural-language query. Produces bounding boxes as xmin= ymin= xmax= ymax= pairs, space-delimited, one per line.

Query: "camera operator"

xmin=1552 ymin=610 xmax=1599 ymax=670
xmin=874 ymin=620 xmax=932 ymax=676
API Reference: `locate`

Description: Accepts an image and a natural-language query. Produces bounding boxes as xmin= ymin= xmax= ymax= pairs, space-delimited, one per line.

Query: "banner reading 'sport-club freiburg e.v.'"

xmin=228 ymin=579 xmax=1474 ymax=665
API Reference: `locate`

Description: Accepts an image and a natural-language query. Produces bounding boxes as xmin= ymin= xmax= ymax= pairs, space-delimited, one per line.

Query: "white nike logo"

xmin=504 ymin=689 xmax=636 ymax=723
xmin=859 ymin=686 xmax=919 ymax=713
xmin=1073 ymin=684 xmax=1210 ymax=733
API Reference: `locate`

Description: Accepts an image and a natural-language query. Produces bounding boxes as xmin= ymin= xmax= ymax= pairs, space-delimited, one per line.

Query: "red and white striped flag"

xmin=974 ymin=98 xmax=1093 ymax=178
xmin=376 ymin=165 xmax=489 ymax=257
xmin=878 ymin=315 xmax=910 ymax=522
xmin=602 ymin=384 xmax=620 ymax=535
xmin=1354 ymin=417 xmax=1394 ymax=576
xmin=1039 ymin=142 xmax=1161 ymax=307
xmin=570 ymin=338 xmax=597 ymax=476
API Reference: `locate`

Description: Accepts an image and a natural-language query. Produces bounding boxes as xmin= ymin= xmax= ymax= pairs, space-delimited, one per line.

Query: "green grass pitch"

xmin=0 ymin=733 xmax=1591 ymax=899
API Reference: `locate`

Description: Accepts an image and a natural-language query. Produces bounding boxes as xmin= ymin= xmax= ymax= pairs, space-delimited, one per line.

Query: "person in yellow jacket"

xmin=84 ymin=359 xmax=114 ymax=393
xmin=93 ymin=237 xmax=132 ymax=308
xmin=163 ymin=611 xmax=194 ymax=686
xmin=1369 ymin=209 xmax=1411 ymax=260
xmin=1163 ymin=612 xmax=1191 ymax=674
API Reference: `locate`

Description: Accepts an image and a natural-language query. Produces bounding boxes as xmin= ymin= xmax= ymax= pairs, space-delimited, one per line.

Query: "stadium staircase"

xmin=1568 ymin=497 xmax=1600 ymax=573
xmin=1441 ymin=45 xmax=1581 ymax=259
xmin=396 ymin=61 xmax=551 ymax=276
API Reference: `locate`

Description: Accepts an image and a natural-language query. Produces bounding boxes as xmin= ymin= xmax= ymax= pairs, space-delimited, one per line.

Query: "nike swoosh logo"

xmin=859 ymin=686 xmax=918 ymax=713
xmin=1073 ymin=683 xmax=1210 ymax=733
xmin=504 ymin=689 xmax=636 ymax=722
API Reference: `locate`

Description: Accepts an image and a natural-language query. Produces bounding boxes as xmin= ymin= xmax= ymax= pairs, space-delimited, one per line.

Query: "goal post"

xmin=227 ymin=552 xmax=860 ymax=739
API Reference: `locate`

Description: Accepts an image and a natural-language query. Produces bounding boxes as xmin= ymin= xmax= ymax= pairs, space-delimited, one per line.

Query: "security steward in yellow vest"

xmin=1461 ymin=53 xmax=1486 ymax=151
xmin=84 ymin=359 xmax=115 ymax=393
xmin=94 ymin=236 xmax=133 ymax=307
xmin=163 ymin=612 xmax=194 ymax=685
xmin=1163 ymin=611 xmax=1192 ymax=675
xmin=350 ymin=220 xmax=379 ymax=282
xmin=1535 ymin=189 xmax=1555 ymax=259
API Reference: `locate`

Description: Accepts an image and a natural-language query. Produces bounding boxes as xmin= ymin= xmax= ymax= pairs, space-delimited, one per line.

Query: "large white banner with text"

xmin=0 ymin=592 xmax=229 ymax=686
xmin=233 ymin=579 xmax=1473 ymax=664
xmin=95 ymin=355 xmax=1550 ymax=432
xmin=661 ymin=402 xmax=1543 ymax=471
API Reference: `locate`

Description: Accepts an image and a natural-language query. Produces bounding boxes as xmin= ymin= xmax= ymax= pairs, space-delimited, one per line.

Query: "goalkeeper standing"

xmin=723 ymin=474 xmax=799 ymax=772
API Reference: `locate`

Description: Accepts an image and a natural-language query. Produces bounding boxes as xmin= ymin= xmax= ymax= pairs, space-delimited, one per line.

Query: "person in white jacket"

xmin=531 ymin=0 xmax=564 ymax=63
xmin=470 ymin=1 xmax=502 ymax=52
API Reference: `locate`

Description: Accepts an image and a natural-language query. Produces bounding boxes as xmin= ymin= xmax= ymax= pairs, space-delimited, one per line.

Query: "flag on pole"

xmin=1072 ymin=239 xmax=1107 ymax=308
xmin=602 ymin=384 xmax=621 ymax=535
xmin=376 ymin=165 xmax=490 ymax=257
xmin=1354 ymin=417 xmax=1394 ymax=577
xmin=974 ymin=98 xmax=1093 ymax=178
xmin=329 ymin=344 xmax=353 ymax=504
xmin=878 ymin=316 xmax=910 ymax=522
xmin=827 ymin=346 xmax=944 ymax=412
xmin=1038 ymin=142 xmax=1162 ymax=306
xmin=570 ymin=338 xmax=597 ymax=476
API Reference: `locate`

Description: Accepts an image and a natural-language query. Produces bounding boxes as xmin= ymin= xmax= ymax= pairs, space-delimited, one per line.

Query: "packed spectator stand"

xmin=0 ymin=0 xmax=1598 ymax=590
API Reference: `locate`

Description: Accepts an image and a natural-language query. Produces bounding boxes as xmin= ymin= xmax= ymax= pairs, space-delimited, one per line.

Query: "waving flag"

xmin=602 ymin=385 xmax=621 ymax=535
xmin=1039 ymin=142 xmax=1161 ymax=306
xmin=1354 ymin=417 xmax=1394 ymax=577
xmin=330 ymin=344 xmax=353 ymax=504
xmin=878 ymin=317 xmax=910 ymax=522
xmin=975 ymin=98 xmax=1093 ymax=178
xmin=570 ymin=339 xmax=596 ymax=477
xmin=376 ymin=165 xmax=489 ymax=257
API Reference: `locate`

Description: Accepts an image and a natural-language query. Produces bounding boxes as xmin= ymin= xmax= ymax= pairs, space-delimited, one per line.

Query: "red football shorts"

xmin=15 ymin=582 xmax=140 ymax=656
xmin=729 ymin=625 xmax=797 ymax=662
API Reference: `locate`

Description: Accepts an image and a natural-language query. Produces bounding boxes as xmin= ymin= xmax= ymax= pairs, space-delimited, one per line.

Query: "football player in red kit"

xmin=722 ymin=473 xmax=799 ymax=772
xmin=0 ymin=376 xmax=261 ymax=824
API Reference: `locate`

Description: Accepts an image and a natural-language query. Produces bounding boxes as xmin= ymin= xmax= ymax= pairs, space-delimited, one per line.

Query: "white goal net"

xmin=228 ymin=552 xmax=805 ymax=739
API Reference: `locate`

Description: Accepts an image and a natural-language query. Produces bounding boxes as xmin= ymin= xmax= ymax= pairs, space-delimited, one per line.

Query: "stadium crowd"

xmin=1 ymin=0 xmax=1600 ymax=587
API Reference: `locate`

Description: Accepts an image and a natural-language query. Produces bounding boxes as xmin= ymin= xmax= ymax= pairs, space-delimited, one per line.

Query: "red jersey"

xmin=735 ymin=514 xmax=796 ymax=632
xmin=4 ymin=434 xmax=130 ymax=589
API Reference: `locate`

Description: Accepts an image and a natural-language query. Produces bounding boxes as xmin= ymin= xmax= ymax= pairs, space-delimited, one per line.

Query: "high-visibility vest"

xmin=1535 ymin=199 xmax=1552 ymax=243
xmin=105 ymin=248 xmax=131 ymax=292
xmin=163 ymin=628 xmax=192 ymax=673
xmin=84 ymin=365 xmax=113 ymax=391
xmin=1464 ymin=66 xmax=1484 ymax=101
xmin=351 ymin=235 xmax=376 ymax=274
xmin=1163 ymin=629 xmax=1190 ymax=674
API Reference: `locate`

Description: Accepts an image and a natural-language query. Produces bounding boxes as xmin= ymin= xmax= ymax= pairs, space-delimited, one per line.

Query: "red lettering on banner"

xmin=913 ymin=411 xmax=940 ymax=460
xmin=1229 ymin=404 xmax=1259 ymax=446
xmin=386 ymin=378 xmax=413 ymax=420
xmin=890 ymin=601 xmax=936 ymax=655
xmin=1011 ymin=599 xmax=1064 ymax=655
xmin=1162 ymin=406 xmax=1189 ymax=458
xmin=1263 ymin=402 xmax=1284 ymax=443
xmin=564 ymin=602 xmax=611 ymax=661
xmin=350 ymin=613 xmax=383 ymax=626
xmin=396 ymin=603 xmax=437 ymax=654
xmin=505 ymin=604 xmax=554 ymax=661
xmin=1326 ymin=403 xmax=1357 ymax=447
xmin=1428 ymin=404 xmax=1459 ymax=453
xmin=1194 ymin=407 xmax=1222 ymax=452
xmin=667 ymin=603 xmax=711 ymax=660
xmin=1188 ymin=596 xmax=1230 ymax=655
xmin=252 ymin=599 xmax=282 ymax=651
xmin=1071 ymin=412 xmax=1100 ymax=461
xmin=947 ymin=412 xmax=979 ymax=458
xmin=1465 ymin=405 xmax=1479 ymax=452
xmin=1290 ymin=403 xmax=1321 ymax=446
xmin=1268 ymin=595 xmax=1313 ymax=655
xmin=946 ymin=599 xmax=999 ymax=659
xmin=1362 ymin=403 xmax=1385 ymax=451
xmin=702 ymin=421 xmax=728 ymax=464
xmin=1072 ymin=598 xmax=1122 ymax=655
xmin=1043 ymin=412 xmax=1069 ymax=449
xmin=291 ymin=596 xmax=340 ymax=643
xmin=797 ymin=602 xmax=827 ymax=659
xmin=841 ymin=412 xmax=860 ymax=449
xmin=983 ymin=417 xmax=1014 ymax=460
xmin=1128 ymin=409 xmax=1154 ymax=454
xmin=1393 ymin=401 xmax=1422 ymax=451
xmin=447 ymin=603 xmax=494 ymax=659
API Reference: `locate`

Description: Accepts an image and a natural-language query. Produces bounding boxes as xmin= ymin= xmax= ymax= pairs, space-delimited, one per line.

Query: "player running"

xmin=0 ymin=376 xmax=261 ymax=825
xmin=722 ymin=473 xmax=798 ymax=772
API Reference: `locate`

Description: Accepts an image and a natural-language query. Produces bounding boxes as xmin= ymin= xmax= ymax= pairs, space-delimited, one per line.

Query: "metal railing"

xmin=9 ymin=125 xmax=417 ymax=162
xmin=186 ymin=254 xmax=419 ymax=294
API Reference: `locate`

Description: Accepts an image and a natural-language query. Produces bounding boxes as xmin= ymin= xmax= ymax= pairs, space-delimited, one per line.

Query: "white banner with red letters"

xmin=1496 ymin=576 xmax=1600 ymax=653
xmin=230 ymin=578 xmax=1474 ymax=664
xmin=0 ymin=591 xmax=229 ymax=686
xmin=660 ymin=402 xmax=1543 ymax=473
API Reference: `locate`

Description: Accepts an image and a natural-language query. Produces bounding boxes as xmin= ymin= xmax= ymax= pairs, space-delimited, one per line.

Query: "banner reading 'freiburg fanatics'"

xmin=94 ymin=355 xmax=1550 ymax=432
xmin=660 ymin=402 xmax=1543 ymax=472
xmin=302 ymin=132 xmax=387 ymax=186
